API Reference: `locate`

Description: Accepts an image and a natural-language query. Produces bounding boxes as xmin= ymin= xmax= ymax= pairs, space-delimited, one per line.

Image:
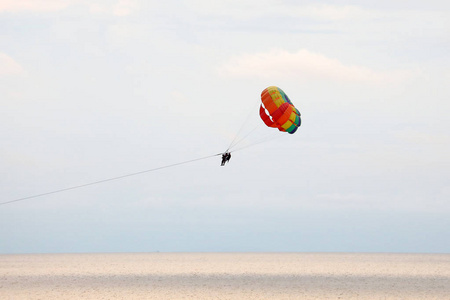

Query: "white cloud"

xmin=0 ymin=0 xmax=72 ymax=12
xmin=170 ymin=90 xmax=189 ymax=104
xmin=393 ymin=129 xmax=450 ymax=145
xmin=89 ymin=0 xmax=140 ymax=16
xmin=296 ymin=4 xmax=369 ymax=20
xmin=187 ymin=1 xmax=369 ymax=21
xmin=113 ymin=0 xmax=138 ymax=16
xmin=0 ymin=53 xmax=25 ymax=76
xmin=0 ymin=0 xmax=138 ymax=15
xmin=219 ymin=49 xmax=411 ymax=83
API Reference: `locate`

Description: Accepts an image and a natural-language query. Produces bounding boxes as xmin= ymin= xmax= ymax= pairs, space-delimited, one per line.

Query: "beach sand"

xmin=1 ymin=252 xmax=449 ymax=299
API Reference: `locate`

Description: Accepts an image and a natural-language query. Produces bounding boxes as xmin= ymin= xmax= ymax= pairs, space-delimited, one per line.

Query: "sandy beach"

xmin=1 ymin=252 xmax=449 ymax=299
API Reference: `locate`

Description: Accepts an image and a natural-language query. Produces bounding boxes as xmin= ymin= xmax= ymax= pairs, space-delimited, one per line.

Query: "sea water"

xmin=1 ymin=252 xmax=449 ymax=299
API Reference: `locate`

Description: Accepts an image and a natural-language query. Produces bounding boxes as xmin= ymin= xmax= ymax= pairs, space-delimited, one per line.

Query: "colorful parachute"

xmin=259 ymin=86 xmax=301 ymax=134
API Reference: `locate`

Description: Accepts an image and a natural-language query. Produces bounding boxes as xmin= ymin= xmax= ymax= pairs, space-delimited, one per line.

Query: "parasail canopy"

xmin=259 ymin=86 xmax=301 ymax=134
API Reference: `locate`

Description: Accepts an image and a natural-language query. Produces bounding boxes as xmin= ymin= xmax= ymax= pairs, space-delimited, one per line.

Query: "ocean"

xmin=1 ymin=252 xmax=449 ymax=299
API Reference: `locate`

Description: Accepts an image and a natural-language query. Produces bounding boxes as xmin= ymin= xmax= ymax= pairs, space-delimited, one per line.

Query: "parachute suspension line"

xmin=227 ymin=123 xmax=260 ymax=152
xmin=230 ymin=132 xmax=288 ymax=153
xmin=227 ymin=103 xmax=291 ymax=152
xmin=0 ymin=153 xmax=222 ymax=206
xmin=226 ymin=99 xmax=260 ymax=152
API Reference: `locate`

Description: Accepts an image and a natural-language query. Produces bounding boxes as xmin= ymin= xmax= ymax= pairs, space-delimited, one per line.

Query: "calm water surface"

xmin=1 ymin=253 xmax=449 ymax=299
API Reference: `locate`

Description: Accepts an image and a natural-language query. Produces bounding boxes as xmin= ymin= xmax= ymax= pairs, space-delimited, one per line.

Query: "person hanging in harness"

xmin=221 ymin=152 xmax=231 ymax=166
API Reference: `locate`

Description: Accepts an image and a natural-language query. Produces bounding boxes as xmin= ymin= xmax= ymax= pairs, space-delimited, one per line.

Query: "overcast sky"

xmin=1 ymin=0 xmax=449 ymax=254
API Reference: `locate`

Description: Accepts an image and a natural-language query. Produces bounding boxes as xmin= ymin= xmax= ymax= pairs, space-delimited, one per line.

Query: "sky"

xmin=1 ymin=0 xmax=449 ymax=254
